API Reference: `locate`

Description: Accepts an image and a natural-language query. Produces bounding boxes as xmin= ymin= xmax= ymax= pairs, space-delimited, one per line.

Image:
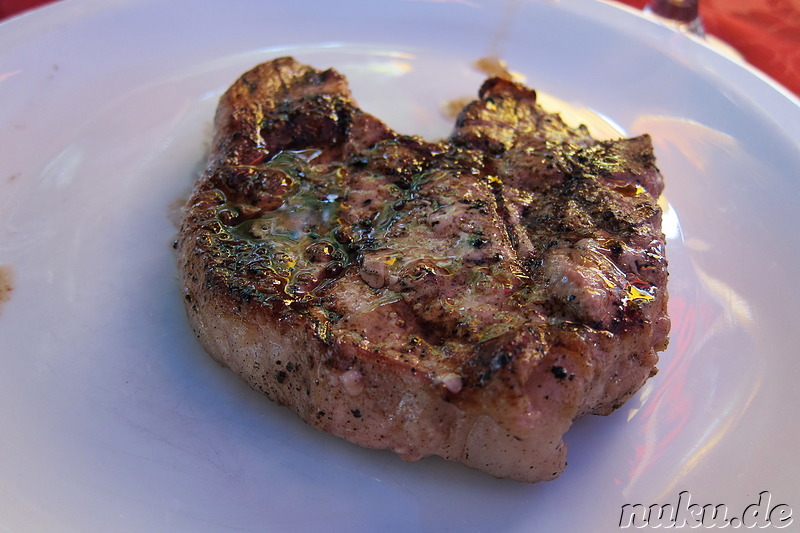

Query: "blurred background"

xmin=1 ymin=0 xmax=798 ymax=96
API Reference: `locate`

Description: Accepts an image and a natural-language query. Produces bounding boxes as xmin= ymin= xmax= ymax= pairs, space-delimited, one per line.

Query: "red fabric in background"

xmin=0 ymin=0 xmax=49 ymax=18
xmin=1 ymin=0 xmax=799 ymax=97
xmin=617 ymin=0 xmax=800 ymax=97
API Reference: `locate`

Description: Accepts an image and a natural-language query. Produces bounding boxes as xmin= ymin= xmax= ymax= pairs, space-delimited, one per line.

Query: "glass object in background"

xmin=644 ymin=0 xmax=704 ymax=36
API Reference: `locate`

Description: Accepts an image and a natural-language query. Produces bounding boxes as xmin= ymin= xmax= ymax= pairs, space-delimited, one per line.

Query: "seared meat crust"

xmin=176 ymin=57 xmax=669 ymax=482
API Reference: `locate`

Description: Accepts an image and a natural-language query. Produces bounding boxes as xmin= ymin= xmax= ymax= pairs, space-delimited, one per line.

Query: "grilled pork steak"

xmin=176 ymin=57 xmax=670 ymax=483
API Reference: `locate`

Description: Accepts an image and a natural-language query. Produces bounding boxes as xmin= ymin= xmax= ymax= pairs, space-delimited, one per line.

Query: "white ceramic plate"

xmin=1 ymin=1 xmax=798 ymax=531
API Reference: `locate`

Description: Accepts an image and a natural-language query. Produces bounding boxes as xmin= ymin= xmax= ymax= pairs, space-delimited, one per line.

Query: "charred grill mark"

xmin=473 ymin=350 xmax=514 ymax=386
xmin=485 ymin=175 xmax=522 ymax=259
xmin=551 ymin=365 xmax=568 ymax=380
xmin=461 ymin=327 xmax=537 ymax=389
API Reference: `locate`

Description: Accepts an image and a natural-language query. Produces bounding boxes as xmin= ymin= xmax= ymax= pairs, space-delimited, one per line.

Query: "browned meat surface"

xmin=176 ymin=57 xmax=670 ymax=483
